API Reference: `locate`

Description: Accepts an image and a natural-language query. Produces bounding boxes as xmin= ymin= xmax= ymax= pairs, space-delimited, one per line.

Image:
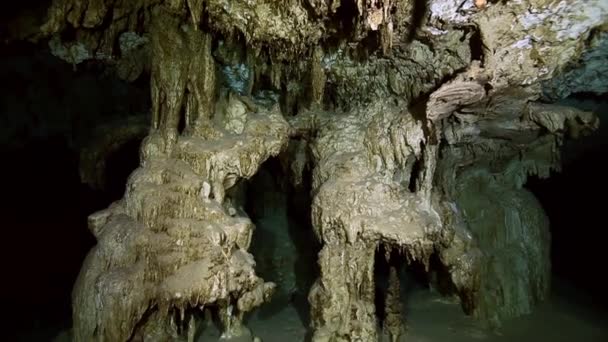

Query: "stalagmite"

xmin=187 ymin=314 xmax=196 ymax=342
xmin=385 ymin=266 xmax=405 ymax=342
xmin=270 ymin=59 xmax=282 ymax=90
xmin=380 ymin=21 xmax=394 ymax=55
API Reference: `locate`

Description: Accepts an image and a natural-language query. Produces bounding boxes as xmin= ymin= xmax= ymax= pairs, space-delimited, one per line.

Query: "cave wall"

xmin=453 ymin=165 xmax=551 ymax=325
xmin=0 ymin=42 xmax=149 ymax=150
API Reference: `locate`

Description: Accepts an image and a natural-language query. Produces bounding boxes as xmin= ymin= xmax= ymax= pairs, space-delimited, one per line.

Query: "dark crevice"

xmin=374 ymin=245 xmax=391 ymax=327
xmin=129 ymin=306 xmax=158 ymax=340
xmin=329 ymin=0 xmax=359 ymax=42
xmin=406 ymin=0 xmax=428 ymax=43
xmin=59 ymin=24 xmax=78 ymax=42
xmin=567 ymin=91 xmax=608 ymax=102
xmin=468 ymin=27 xmax=485 ymax=63
xmin=357 ymin=30 xmax=382 ymax=61
xmin=177 ymin=98 xmax=187 ymax=134
xmin=409 ymin=157 xmax=423 ymax=192
xmin=428 ymin=253 xmax=458 ymax=296
xmin=104 ymin=137 xmax=143 ymax=201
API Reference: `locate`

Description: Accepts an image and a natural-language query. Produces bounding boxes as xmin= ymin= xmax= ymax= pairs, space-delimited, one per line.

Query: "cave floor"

xmin=17 ymin=276 xmax=605 ymax=341
xmin=193 ymin=277 xmax=607 ymax=342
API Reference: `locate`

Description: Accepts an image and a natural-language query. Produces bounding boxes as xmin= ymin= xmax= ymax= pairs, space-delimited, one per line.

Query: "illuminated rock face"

xmin=36 ymin=0 xmax=605 ymax=340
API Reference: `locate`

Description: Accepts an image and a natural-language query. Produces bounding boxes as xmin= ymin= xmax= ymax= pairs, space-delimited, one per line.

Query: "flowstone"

xmin=70 ymin=7 xmax=290 ymax=342
xmin=291 ymin=102 xmax=479 ymax=341
xmin=73 ymin=96 xmax=288 ymax=341
xmin=296 ymin=97 xmax=597 ymax=340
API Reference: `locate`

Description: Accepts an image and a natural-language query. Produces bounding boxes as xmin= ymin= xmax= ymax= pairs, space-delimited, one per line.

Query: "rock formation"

xmin=31 ymin=0 xmax=607 ymax=341
xmin=384 ymin=266 xmax=405 ymax=342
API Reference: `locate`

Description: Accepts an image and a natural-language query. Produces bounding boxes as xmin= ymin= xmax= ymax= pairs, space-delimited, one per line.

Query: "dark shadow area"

xmin=526 ymin=95 xmax=608 ymax=311
xmin=0 ymin=0 xmax=50 ymax=43
xmin=242 ymin=155 xmax=320 ymax=329
xmin=408 ymin=157 xmax=424 ymax=192
xmin=468 ymin=27 xmax=485 ymax=63
xmin=526 ymin=142 xmax=608 ymax=310
xmin=0 ymin=39 xmax=149 ymax=340
xmin=0 ymin=41 xmax=150 ymax=150
xmin=406 ymin=0 xmax=428 ymax=43
xmin=1 ymin=139 xmax=143 ymax=341
xmin=285 ymin=155 xmax=320 ymax=328
xmin=1 ymin=138 xmax=100 ymax=340
xmin=327 ymin=0 xmax=359 ymax=43
xmin=375 ymin=245 xmax=394 ymax=327
xmin=104 ymin=138 xmax=143 ymax=200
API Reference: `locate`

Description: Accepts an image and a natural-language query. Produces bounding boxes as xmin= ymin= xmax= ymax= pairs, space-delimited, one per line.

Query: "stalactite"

xmin=150 ymin=11 xmax=188 ymax=150
xmin=188 ymin=30 xmax=216 ymax=135
xmin=245 ymin=47 xmax=258 ymax=96
xmin=309 ymin=241 xmax=378 ymax=341
xmin=186 ymin=314 xmax=196 ymax=342
xmin=310 ymin=45 xmax=326 ymax=107
xmin=270 ymin=58 xmax=282 ymax=90
xmin=184 ymin=91 xmax=196 ymax=134
xmin=419 ymin=136 xmax=438 ymax=209
xmin=380 ymin=21 xmax=394 ymax=55
xmin=187 ymin=0 xmax=205 ymax=28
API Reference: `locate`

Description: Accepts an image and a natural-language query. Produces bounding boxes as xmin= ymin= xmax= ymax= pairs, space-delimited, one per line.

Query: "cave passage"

xmin=526 ymin=141 xmax=608 ymax=309
xmin=240 ymin=156 xmax=320 ymax=326
xmin=523 ymin=97 xmax=608 ymax=310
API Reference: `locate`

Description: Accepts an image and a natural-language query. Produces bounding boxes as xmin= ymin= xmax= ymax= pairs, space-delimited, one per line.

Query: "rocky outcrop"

xmin=294 ymin=89 xmax=597 ymax=340
xmin=70 ymin=7 xmax=290 ymax=341
xmin=291 ymin=102 xmax=480 ymax=340
xmin=73 ymin=101 xmax=288 ymax=340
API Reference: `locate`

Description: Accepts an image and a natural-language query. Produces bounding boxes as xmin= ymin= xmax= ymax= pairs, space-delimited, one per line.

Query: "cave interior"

xmin=1 ymin=0 xmax=608 ymax=341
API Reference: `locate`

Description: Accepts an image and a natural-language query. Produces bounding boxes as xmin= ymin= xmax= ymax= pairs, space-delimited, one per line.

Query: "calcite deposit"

xmin=34 ymin=0 xmax=607 ymax=341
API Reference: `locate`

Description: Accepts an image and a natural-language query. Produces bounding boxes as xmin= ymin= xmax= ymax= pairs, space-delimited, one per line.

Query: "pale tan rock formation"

xmin=73 ymin=92 xmax=288 ymax=341
xmin=68 ymin=6 xmax=290 ymax=341
xmin=73 ymin=98 xmax=288 ymax=341
xmin=291 ymin=102 xmax=471 ymax=341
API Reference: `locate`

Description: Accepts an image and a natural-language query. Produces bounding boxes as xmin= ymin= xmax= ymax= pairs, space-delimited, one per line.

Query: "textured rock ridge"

xmin=292 ymin=102 xmax=480 ymax=340
xmin=73 ymin=96 xmax=289 ymax=341
xmin=70 ymin=6 xmax=290 ymax=341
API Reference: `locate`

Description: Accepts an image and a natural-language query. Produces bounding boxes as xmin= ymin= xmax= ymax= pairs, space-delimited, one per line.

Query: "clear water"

xmin=195 ymin=278 xmax=608 ymax=342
